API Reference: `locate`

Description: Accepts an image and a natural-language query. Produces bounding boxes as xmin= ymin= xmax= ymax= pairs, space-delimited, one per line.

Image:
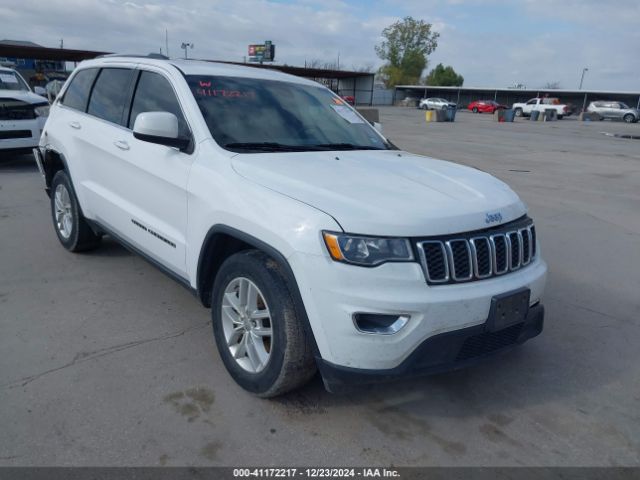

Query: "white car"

xmin=35 ymin=56 xmax=547 ymax=396
xmin=0 ymin=66 xmax=49 ymax=153
xmin=418 ymin=97 xmax=457 ymax=110
xmin=512 ymin=98 xmax=568 ymax=119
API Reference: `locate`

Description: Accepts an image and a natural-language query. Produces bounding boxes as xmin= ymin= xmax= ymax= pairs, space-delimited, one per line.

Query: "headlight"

xmin=322 ymin=231 xmax=414 ymax=266
xmin=34 ymin=105 xmax=50 ymax=117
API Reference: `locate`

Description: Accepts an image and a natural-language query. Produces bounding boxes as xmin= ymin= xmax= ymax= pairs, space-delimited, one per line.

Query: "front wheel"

xmin=211 ymin=250 xmax=317 ymax=397
xmin=623 ymin=114 xmax=636 ymax=123
xmin=50 ymin=170 xmax=101 ymax=252
xmin=472 ymin=107 xmax=478 ymax=113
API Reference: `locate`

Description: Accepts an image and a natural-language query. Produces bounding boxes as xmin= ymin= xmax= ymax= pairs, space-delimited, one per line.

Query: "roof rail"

xmin=97 ymin=53 xmax=169 ymax=60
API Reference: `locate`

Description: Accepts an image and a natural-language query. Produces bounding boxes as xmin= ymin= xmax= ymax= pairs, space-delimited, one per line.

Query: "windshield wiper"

xmin=224 ymin=142 xmax=319 ymax=152
xmin=311 ymin=143 xmax=385 ymax=151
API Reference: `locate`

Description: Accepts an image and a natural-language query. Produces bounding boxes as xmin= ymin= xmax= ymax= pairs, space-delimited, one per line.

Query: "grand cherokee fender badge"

xmin=485 ymin=212 xmax=503 ymax=224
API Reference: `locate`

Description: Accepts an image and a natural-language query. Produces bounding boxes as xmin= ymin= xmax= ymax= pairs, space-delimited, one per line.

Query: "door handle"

xmin=114 ymin=140 xmax=130 ymax=151
xmin=68 ymin=121 xmax=81 ymax=130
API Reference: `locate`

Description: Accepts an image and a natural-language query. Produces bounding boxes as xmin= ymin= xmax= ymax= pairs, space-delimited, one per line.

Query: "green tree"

xmin=425 ymin=64 xmax=464 ymax=86
xmin=375 ymin=16 xmax=440 ymax=88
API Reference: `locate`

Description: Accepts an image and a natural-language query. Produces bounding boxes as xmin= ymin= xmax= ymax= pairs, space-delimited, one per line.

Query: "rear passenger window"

xmin=87 ymin=68 xmax=135 ymax=125
xmin=129 ymin=71 xmax=189 ymax=137
xmin=61 ymin=68 xmax=98 ymax=111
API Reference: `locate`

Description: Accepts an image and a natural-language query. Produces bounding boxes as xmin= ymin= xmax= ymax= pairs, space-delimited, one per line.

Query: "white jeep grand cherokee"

xmin=35 ymin=55 xmax=547 ymax=396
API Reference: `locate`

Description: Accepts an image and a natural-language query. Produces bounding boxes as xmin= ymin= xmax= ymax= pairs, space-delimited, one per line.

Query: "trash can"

xmin=530 ymin=110 xmax=540 ymax=121
xmin=503 ymin=109 xmax=516 ymax=122
xmin=445 ymin=107 xmax=456 ymax=122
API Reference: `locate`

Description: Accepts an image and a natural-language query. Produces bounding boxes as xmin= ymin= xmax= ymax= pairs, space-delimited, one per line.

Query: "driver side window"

xmin=128 ymin=71 xmax=190 ymax=138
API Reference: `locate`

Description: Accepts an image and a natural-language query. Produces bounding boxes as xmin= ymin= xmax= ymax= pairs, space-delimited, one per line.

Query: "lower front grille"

xmin=456 ymin=323 xmax=523 ymax=361
xmin=0 ymin=130 xmax=32 ymax=140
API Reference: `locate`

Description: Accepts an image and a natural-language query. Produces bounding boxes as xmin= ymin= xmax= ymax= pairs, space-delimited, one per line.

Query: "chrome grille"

xmin=417 ymin=222 xmax=537 ymax=285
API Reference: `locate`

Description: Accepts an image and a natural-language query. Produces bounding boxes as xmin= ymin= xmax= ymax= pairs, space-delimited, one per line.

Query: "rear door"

xmin=610 ymin=103 xmax=624 ymax=119
xmin=75 ymin=66 xmax=137 ymax=228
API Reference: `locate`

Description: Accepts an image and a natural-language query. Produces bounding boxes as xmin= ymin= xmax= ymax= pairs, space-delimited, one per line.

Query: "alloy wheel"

xmin=221 ymin=277 xmax=273 ymax=373
xmin=54 ymin=184 xmax=73 ymax=239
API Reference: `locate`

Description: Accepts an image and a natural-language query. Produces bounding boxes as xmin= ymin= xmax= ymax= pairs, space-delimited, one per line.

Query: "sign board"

xmin=248 ymin=41 xmax=275 ymax=63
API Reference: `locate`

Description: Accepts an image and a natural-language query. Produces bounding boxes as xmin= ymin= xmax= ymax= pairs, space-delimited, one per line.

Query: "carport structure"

xmin=394 ymin=85 xmax=640 ymax=112
xmin=0 ymin=43 xmax=375 ymax=106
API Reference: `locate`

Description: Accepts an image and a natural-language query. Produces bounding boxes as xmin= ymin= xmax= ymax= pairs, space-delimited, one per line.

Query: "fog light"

xmin=352 ymin=313 xmax=410 ymax=335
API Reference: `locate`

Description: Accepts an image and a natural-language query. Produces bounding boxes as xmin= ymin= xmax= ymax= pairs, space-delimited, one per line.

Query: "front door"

xmin=103 ymin=69 xmax=195 ymax=278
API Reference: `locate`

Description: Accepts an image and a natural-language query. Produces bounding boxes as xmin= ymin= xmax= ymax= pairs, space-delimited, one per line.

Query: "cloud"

xmin=0 ymin=0 xmax=637 ymax=90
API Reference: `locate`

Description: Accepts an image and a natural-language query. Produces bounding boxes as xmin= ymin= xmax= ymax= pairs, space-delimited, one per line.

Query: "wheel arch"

xmin=41 ymin=148 xmax=70 ymax=193
xmin=196 ymin=225 xmax=321 ymax=357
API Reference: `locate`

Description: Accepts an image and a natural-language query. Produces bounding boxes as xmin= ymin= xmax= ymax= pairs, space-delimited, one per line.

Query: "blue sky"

xmin=1 ymin=0 xmax=638 ymax=90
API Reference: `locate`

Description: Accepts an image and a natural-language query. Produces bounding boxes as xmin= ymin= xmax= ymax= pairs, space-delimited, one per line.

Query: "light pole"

xmin=579 ymin=67 xmax=589 ymax=90
xmin=181 ymin=42 xmax=194 ymax=59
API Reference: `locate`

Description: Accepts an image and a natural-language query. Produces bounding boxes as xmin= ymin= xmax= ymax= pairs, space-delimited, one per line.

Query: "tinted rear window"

xmin=87 ymin=68 xmax=135 ymax=125
xmin=61 ymin=68 xmax=99 ymax=111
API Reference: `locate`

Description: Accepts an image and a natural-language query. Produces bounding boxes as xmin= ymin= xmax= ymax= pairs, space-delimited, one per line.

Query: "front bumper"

xmin=318 ymin=302 xmax=543 ymax=390
xmin=0 ymin=117 xmax=45 ymax=151
xmin=290 ymin=250 xmax=547 ymax=371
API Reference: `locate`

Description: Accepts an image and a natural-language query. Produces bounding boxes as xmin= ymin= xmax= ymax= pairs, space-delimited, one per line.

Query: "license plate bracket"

xmin=487 ymin=288 xmax=530 ymax=332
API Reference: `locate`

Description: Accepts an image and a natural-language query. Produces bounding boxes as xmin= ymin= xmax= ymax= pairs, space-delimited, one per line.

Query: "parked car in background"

xmin=512 ymin=98 xmax=568 ymax=119
xmin=587 ymin=101 xmax=639 ymax=123
xmin=340 ymin=95 xmax=355 ymax=106
xmin=0 ymin=66 xmax=49 ymax=154
xmin=35 ymin=55 xmax=546 ymax=396
xmin=467 ymin=100 xmax=507 ymax=114
xmin=419 ymin=97 xmax=456 ymax=110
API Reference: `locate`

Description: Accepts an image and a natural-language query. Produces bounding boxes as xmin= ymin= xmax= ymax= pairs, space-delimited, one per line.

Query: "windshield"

xmin=619 ymin=102 xmax=630 ymax=109
xmin=186 ymin=75 xmax=389 ymax=153
xmin=0 ymin=71 xmax=30 ymax=91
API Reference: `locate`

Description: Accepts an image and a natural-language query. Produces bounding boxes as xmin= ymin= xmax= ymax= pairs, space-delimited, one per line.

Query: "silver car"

xmin=587 ymin=101 xmax=639 ymax=123
xmin=418 ymin=97 xmax=457 ymax=110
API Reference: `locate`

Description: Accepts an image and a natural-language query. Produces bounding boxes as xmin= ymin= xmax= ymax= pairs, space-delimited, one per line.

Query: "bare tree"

xmin=543 ymin=81 xmax=561 ymax=89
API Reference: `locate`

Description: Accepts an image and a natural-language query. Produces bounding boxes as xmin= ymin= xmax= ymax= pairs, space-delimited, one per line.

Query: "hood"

xmin=231 ymin=150 xmax=527 ymax=236
xmin=0 ymin=89 xmax=47 ymax=105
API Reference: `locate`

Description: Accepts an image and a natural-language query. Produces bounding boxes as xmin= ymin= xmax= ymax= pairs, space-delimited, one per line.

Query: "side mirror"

xmin=133 ymin=111 xmax=190 ymax=150
xmin=34 ymin=86 xmax=47 ymax=97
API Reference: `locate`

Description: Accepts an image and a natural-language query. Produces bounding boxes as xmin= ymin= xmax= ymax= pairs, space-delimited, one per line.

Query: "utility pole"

xmin=60 ymin=38 xmax=63 ymax=49
xmin=579 ymin=67 xmax=589 ymax=90
xmin=165 ymin=29 xmax=169 ymax=58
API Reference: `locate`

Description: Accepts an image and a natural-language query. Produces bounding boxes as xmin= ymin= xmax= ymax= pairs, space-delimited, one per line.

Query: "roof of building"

xmin=0 ymin=39 xmax=43 ymax=47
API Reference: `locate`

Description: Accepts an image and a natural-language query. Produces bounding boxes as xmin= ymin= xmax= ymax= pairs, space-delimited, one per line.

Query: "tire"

xmin=211 ymin=250 xmax=316 ymax=397
xmin=623 ymin=114 xmax=635 ymax=123
xmin=514 ymin=108 xmax=523 ymax=117
xmin=472 ymin=107 xmax=478 ymax=113
xmin=557 ymin=115 xmax=563 ymax=120
xmin=50 ymin=170 xmax=101 ymax=252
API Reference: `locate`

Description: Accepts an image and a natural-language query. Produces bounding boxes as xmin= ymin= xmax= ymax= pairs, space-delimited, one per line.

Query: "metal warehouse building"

xmin=0 ymin=42 xmax=375 ymax=105
xmin=394 ymin=85 xmax=640 ymax=111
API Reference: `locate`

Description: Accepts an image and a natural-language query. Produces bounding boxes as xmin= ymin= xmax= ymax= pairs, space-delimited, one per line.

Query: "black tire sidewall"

xmin=50 ymin=171 xmax=81 ymax=250
xmin=211 ymin=252 xmax=290 ymax=395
